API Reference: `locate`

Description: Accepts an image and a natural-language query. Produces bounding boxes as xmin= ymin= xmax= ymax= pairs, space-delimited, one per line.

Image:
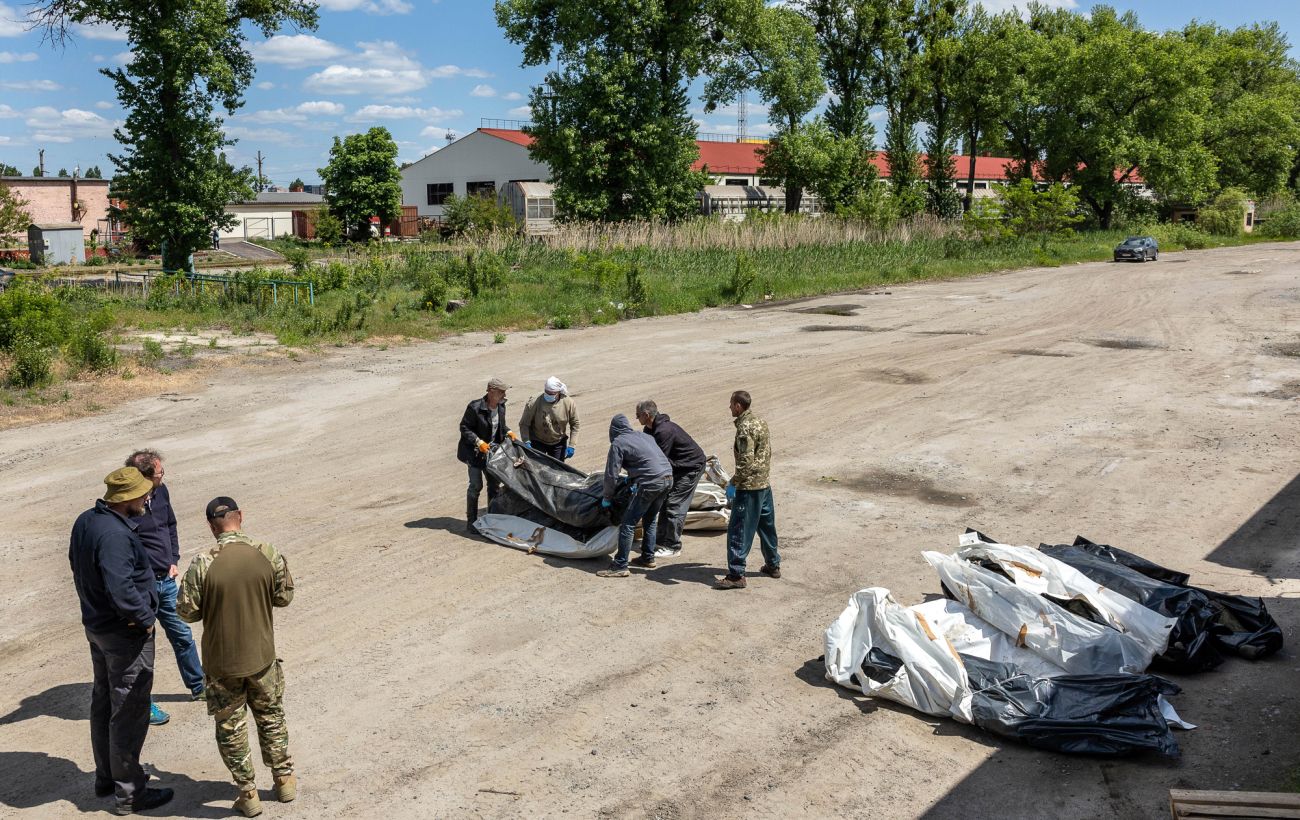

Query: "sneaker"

xmin=148 ymin=703 xmax=169 ymax=726
xmin=113 ymin=787 xmax=174 ymax=815
xmin=760 ymin=564 xmax=782 ymax=579
xmin=191 ymin=688 xmax=206 ymax=701
xmin=274 ymin=773 xmax=297 ymax=802
xmin=596 ymin=568 xmax=630 ymax=578
xmin=653 ymin=546 xmax=681 ymax=558
xmin=233 ymin=788 xmax=262 ymax=817
xmin=630 ymin=555 xmax=657 ymax=569
xmin=714 ymin=575 xmax=747 ymax=590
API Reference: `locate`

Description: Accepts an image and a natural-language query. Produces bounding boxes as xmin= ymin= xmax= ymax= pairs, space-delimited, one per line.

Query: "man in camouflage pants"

xmin=715 ymin=390 xmax=780 ymax=589
xmin=177 ymin=497 xmax=295 ymax=818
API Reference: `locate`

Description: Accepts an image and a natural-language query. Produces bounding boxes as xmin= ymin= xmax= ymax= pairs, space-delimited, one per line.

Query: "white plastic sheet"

xmin=473 ymin=513 xmax=618 ymax=559
xmin=955 ymin=533 xmax=1175 ymax=666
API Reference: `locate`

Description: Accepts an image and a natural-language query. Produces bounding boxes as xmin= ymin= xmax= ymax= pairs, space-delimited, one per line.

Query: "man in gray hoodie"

xmin=598 ymin=415 xmax=674 ymax=578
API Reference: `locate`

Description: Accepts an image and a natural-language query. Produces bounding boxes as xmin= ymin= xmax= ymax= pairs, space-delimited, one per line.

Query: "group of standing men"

xmin=68 ymin=452 xmax=296 ymax=817
xmin=457 ymin=377 xmax=780 ymax=588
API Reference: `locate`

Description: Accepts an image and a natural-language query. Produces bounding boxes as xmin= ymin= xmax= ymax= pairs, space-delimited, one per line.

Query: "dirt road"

xmin=3 ymin=243 xmax=1299 ymax=819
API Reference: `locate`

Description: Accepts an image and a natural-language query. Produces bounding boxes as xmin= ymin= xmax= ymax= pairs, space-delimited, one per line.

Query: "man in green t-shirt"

xmin=177 ymin=497 xmax=295 ymax=818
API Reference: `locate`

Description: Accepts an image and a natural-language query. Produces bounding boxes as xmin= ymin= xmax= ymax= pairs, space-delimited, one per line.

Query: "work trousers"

xmin=726 ymin=487 xmax=779 ymax=578
xmin=87 ymin=628 xmax=155 ymax=810
xmin=656 ymin=468 xmax=704 ymax=551
xmin=207 ymin=660 xmax=292 ymax=791
xmin=532 ymin=436 xmax=569 ymax=462
xmin=466 ymin=465 xmax=502 ymax=505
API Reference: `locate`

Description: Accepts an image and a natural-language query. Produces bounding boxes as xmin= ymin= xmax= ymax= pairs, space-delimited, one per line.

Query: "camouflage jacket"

xmin=177 ymin=531 xmax=294 ymax=616
xmin=731 ymin=409 xmax=772 ymax=490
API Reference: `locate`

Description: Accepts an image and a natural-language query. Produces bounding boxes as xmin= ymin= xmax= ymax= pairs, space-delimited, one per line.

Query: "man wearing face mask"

xmin=518 ymin=376 xmax=581 ymax=462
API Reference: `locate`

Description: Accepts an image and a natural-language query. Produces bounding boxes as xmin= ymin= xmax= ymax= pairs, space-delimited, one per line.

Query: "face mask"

xmin=543 ymin=392 xmax=559 ymax=403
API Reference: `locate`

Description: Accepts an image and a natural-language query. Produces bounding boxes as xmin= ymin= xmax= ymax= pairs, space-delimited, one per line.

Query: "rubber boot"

xmin=274 ymin=773 xmax=297 ymax=802
xmin=233 ymin=788 xmax=262 ymax=817
xmin=466 ymin=500 xmax=479 ymax=532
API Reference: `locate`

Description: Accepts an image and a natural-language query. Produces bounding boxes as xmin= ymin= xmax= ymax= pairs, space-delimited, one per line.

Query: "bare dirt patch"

xmin=1259 ymin=381 xmax=1300 ymax=400
xmin=1004 ymin=349 xmax=1075 ymax=358
xmin=1266 ymin=341 xmax=1300 ymax=358
xmin=861 ymin=368 xmax=933 ymax=385
xmin=1084 ymin=337 xmax=1166 ymax=350
xmin=845 ymin=468 xmax=977 ymax=507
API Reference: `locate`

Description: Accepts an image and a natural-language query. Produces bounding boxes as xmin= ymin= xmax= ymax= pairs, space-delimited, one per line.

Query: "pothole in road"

xmin=861 ymin=368 xmax=932 ymax=385
xmin=794 ymin=303 xmax=863 ymax=316
xmin=1260 ymin=381 xmax=1300 ymax=400
xmin=845 ymin=469 xmax=976 ymax=507
xmin=800 ymin=324 xmax=892 ymax=333
xmin=1005 ymin=349 xmax=1075 ymax=358
xmin=1084 ymin=337 xmax=1166 ymax=350
xmin=1225 ymin=270 xmax=1260 ymax=275
xmin=1266 ymin=341 xmax=1300 ymax=358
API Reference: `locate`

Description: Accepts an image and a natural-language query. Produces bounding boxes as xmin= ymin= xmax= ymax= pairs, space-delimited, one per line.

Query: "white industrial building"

xmin=221 ymin=191 xmax=325 ymax=240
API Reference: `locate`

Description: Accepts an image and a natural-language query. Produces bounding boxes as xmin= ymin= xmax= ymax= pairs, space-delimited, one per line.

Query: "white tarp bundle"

xmin=473 ymin=513 xmax=618 ymax=559
xmin=954 ymin=532 xmax=1175 ymax=666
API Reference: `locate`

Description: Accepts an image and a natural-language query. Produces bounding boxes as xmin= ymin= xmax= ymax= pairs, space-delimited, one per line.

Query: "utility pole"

xmin=38 ymin=148 xmax=45 ymax=176
xmin=255 ymin=150 xmax=265 ymax=192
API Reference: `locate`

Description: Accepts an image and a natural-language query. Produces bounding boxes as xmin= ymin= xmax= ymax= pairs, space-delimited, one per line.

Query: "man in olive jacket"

xmin=716 ymin=390 xmax=780 ymax=589
xmin=457 ymin=376 xmax=519 ymax=529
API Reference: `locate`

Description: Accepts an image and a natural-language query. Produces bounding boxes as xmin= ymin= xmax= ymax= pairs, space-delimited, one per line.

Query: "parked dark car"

xmin=1114 ymin=236 xmax=1158 ymax=262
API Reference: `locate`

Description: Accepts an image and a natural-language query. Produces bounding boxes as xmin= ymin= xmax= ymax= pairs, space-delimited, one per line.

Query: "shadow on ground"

xmin=0 ymin=682 xmax=91 ymax=724
xmin=0 ymin=752 xmax=234 ymax=817
xmin=1204 ymin=472 xmax=1300 ymax=579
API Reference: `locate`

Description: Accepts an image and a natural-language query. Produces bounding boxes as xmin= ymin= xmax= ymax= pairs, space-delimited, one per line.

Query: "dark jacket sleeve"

xmin=99 ymin=533 xmax=156 ymax=629
xmin=460 ymin=402 xmax=481 ymax=449
xmin=603 ymin=441 xmax=625 ymax=498
xmin=162 ymin=486 xmax=180 ymax=566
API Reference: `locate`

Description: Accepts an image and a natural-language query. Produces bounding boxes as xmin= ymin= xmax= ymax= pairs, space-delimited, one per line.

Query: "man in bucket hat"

xmin=68 ymin=466 xmax=174 ymax=815
xmin=178 ymin=497 xmax=296 ymax=818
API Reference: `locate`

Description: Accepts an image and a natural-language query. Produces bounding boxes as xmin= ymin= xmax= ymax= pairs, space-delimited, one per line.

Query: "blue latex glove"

xmin=565 ymin=446 xmax=575 ymax=458
xmin=600 ymin=498 xmax=612 ymax=509
xmin=522 ymin=440 xmax=533 ymax=449
xmin=630 ymin=483 xmax=639 ymax=494
xmin=725 ymin=484 xmax=736 ymax=502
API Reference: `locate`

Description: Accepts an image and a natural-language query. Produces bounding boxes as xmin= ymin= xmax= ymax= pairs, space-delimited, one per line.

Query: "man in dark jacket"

xmin=69 ymin=467 xmax=174 ymax=815
xmin=127 ymin=450 xmax=205 ymax=717
xmin=635 ymin=400 xmax=706 ymax=558
xmin=457 ymin=377 xmax=519 ymax=530
xmin=597 ymin=414 xmax=673 ymax=577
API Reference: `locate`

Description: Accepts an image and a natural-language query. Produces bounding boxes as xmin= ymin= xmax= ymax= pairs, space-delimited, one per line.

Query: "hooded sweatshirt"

xmin=603 ymin=414 xmax=673 ymax=498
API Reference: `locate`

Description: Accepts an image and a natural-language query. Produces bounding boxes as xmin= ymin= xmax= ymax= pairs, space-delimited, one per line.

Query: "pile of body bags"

xmin=472 ymin=440 xmax=731 ymax=558
xmin=824 ymin=529 xmax=1284 ymax=757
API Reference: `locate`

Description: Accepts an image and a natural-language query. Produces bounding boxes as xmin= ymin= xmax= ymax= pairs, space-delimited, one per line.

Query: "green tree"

xmin=441 ymin=193 xmax=516 ymax=237
xmin=918 ymin=0 xmax=965 ymax=218
xmin=1197 ymin=186 xmax=1249 ymax=236
xmin=0 ymin=163 xmax=20 ymax=177
xmin=1184 ymin=22 xmax=1300 ymax=200
xmin=32 ymin=167 xmax=44 ymax=177
xmin=318 ymin=127 xmax=402 ymax=240
xmin=289 ymin=177 xmax=305 ymax=192
xmin=704 ymin=0 xmax=826 ymax=212
xmin=0 ymin=183 xmax=33 ymax=237
xmin=998 ymin=179 xmax=1083 ymax=250
xmin=32 ymin=0 xmax=318 ymax=271
xmin=57 ymin=168 xmax=70 ymax=177
xmin=84 ymin=165 xmax=104 ymax=178
xmin=803 ymin=0 xmax=879 ymax=142
xmin=948 ymin=7 xmax=1009 ymax=211
xmin=758 ymin=118 xmax=881 ymax=215
xmin=496 ymin=0 xmax=715 ymax=221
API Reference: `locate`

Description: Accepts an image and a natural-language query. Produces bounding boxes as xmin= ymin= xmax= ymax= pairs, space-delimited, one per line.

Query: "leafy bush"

xmin=1197 ymin=188 xmax=1248 ymax=237
xmin=623 ymin=260 xmax=648 ymax=317
xmin=0 ymin=281 xmax=73 ymax=350
xmin=66 ymin=323 xmax=118 ymax=372
xmin=285 ymin=247 xmax=311 ymax=277
xmin=724 ymin=252 xmax=756 ymax=303
xmin=1256 ymin=201 xmax=1300 ymax=239
xmin=139 ymin=338 xmax=164 ymax=367
xmin=6 ymin=334 xmax=53 ymax=388
xmin=441 ymin=193 xmax=516 ymax=237
xmin=1154 ymin=223 xmax=1211 ymax=250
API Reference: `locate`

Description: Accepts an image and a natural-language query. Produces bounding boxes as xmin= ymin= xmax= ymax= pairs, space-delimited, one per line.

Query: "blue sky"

xmin=1 ymin=1 xmax=1297 ymax=186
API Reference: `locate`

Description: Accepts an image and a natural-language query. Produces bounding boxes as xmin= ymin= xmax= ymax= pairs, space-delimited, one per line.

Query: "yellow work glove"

xmin=507 ymin=431 xmax=520 ymax=442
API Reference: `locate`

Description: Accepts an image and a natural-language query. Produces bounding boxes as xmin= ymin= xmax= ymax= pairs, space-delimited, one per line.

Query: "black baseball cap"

xmin=205 ymin=496 xmax=240 ymax=520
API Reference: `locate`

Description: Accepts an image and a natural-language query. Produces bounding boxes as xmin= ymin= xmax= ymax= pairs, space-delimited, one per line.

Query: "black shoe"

xmin=760 ymin=564 xmax=781 ymax=579
xmin=114 ymin=787 xmax=174 ymax=815
xmin=95 ymin=781 xmax=115 ymax=798
xmin=630 ymin=555 xmax=657 ymax=569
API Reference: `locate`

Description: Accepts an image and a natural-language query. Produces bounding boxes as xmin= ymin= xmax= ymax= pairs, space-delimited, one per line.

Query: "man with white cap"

xmin=518 ymin=376 xmax=581 ymax=462
xmin=68 ymin=466 xmax=174 ymax=815
xmin=457 ymin=377 xmax=520 ymax=530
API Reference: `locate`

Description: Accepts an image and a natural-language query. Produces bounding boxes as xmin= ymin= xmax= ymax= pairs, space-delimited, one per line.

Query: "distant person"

xmin=715 ymin=391 xmax=780 ymax=590
xmin=177 ymin=497 xmax=296 ymax=819
xmin=457 ymin=377 xmax=519 ymax=530
xmin=636 ymin=400 xmax=706 ymax=558
xmin=597 ymin=415 xmax=673 ymax=578
xmin=211 ymin=229 xmax=220 ymax=251
xmin=68 ymin=467 xmax=174 ymax=815
xmin=519 ymin=376 xmax=581 ymax=462
xmin=125 ymin=450 xmax=205 ymax=729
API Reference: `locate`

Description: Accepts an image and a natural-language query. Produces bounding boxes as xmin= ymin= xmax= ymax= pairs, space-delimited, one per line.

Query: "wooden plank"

xmin=1171 ymin=790 xmax=1300 ymax=809
xmin=1173 ymin=804 xmax=1300 ymax=819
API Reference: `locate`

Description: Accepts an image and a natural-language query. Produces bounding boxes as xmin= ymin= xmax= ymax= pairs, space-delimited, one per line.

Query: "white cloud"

xmin=350 ymin=104 xmax=461 ymax=122
xmin=507 ymin=105 xmax=531 ymax=117
xmin=75 ymin=21 xmax=129 ymax=40
xmin=306 ymin=64 xmax=426 ymax=96
xmin=419 ymin=125 xmax=461 ymax=138
xmin=23 ymin=106 xmax=117 ymax=142
xmin=1 ymin=79 xmax=61 ymax=91
xmin=0 ymin=135 xmax=11 ymax=144
xmin=241 ymin=100 xmax=346 ymax=123
xmin=0 ymin=50 xmax=36 ymax=62
xmin=0 ymin=3 xmax=27 ymax=37
xmin=317 ymin=0 xmax=413 ymax=14
xmin=470 ymin=84 xmax=496 ymax=98
xmin=112 ymin=50 xmax=133 ymax=65
xmin=975 ymin=0 xmax=1075 ymax=12
xmin=223 ymin=125 xmax=296 ymax=144
xmin=429 ymin=64 xmax=489 ymax=79
xmin=503 ymin=91 xmax=524 ymax=101
xmin=253 ymin=34 xmax=348 ymax=68
xmin=0 ymin=103 xmax=19 ymax=118
xmin=296 ymin=100 xmax=345 ymax=116
xmin=257 ymin=81 xmax=276 ymax=90
xmin=94 ymin=100 xmax=114 ymax=110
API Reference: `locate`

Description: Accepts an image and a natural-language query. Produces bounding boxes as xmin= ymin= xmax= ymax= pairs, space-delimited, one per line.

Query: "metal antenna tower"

xmin=737 ymin=93 xmax=749 ymax=142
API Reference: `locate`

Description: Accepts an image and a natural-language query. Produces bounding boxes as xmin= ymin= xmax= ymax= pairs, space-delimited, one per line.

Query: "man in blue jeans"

xmin=716 ymin=391 xmax=780 ymax=589
xmin=127 ymin=450 xmax=205 ymax=722
xmin=597 ymin=415 xmax=673 ymax=578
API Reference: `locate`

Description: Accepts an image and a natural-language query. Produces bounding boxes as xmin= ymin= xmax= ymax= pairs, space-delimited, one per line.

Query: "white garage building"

xmin=221 ymin=191 xmax=325 ymax=240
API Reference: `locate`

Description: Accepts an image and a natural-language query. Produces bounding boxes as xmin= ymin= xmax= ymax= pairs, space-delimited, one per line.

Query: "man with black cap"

xmin=178 ymin=497 xmax=296 ymax=818
xmin=457 ymin=376 xmax=519 ymax=530
xmin=69 ymin=466 xmax=174 ymax=815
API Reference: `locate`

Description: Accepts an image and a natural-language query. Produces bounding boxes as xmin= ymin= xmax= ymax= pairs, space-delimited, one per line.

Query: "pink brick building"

xmin=0 ymin=177 xmax=115 ymax=243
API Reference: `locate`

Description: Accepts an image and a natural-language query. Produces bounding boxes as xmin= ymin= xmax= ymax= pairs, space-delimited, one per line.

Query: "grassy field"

xmin=0 ymin=217 xmax=1277 ymax=406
